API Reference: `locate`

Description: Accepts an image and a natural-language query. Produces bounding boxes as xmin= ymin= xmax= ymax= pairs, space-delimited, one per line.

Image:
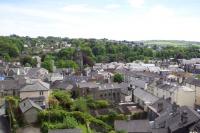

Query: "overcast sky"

xmin=0 ymin=0 xmax=200 ymax=41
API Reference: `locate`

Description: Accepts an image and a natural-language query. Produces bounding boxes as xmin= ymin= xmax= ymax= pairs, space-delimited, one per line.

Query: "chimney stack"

xmin=181 ymin=110 xmax=188 ymax=124
xmin=157 ymin=102 xmax=163 ymax=113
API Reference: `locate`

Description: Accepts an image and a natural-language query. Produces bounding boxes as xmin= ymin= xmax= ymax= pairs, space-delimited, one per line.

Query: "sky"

xmin=0 ymin=0 xmax=200 ymax=41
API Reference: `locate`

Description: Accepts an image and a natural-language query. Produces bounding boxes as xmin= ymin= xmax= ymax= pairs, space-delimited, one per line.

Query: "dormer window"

xmin=24 ymin=103 xmax=26 ymax=107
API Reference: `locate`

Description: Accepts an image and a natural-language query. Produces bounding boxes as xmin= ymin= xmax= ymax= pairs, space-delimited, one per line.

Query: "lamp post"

xmin=128 ymin=84 xmax=135 ymax=102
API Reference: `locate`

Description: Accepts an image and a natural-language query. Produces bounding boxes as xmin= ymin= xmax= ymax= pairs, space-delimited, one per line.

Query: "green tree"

xmin=41 ymin=56 xmax=54 ymax=72
xmin=71 ymin=97 xmax=88 ymax=112
xmin=113 ymin=73 xmax=123 ymax=83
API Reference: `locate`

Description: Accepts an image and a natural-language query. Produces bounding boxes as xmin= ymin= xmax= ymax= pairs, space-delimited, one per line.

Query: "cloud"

xmin=105 ymin=4 xmax=120 ymax=9
xmin=0 ymin=3 xmax=200 ymax=41
xmin=128 ymin=0 xmax=145 ymax=8
xmin=61 ymin=4 xmax=107 ymax=13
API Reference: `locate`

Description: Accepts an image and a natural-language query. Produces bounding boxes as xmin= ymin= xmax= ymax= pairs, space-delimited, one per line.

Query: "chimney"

xmin=166 ymin=97 xmax=172 ymax=104
xmin=172 ymin=102 xmax=178 ymax=114
xmin=181 ymin=110 xmax=188 ymax=124
xmin=157 ymin=102 xmax=163 ymax=113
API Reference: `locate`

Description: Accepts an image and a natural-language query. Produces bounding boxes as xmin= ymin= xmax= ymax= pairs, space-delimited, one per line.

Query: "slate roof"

xmin=51 ymin=81 xmax=73 ymax=90
xmin=185 ymin=77 xmax=200 ymax=87
xmin=98 ymin=83 xmax=121 ymax=90
xmin=114 ymin=120 xmax=152 ymax=133
xmin=26 ymin=68 xmax=48 ymax=79
xmin=0 ymin=80 xmax=22 ymax=91
xmin=19 ymin=98 xmax=42 ymax=113
xmin=153 ymin=106 xmax=200 ymax=132
xmin=130 ymin=78 xmax=147 ymax=89
xmin=48 ymin=128 xmax=82 ymax=133
xmin=77 ymin=82 xmax=98 ymax=89
xmin=148 ymin=98 xmax=173 ymax=116
xmin=64 ymin=76 xmax=91 ymax=84
xmin=134 ymin=88 xmax=159 ymax=104
xmin=156 ymin=83 xmax=174 ymax=91
xmin=20 ymin=81 xmax=49 ymax=92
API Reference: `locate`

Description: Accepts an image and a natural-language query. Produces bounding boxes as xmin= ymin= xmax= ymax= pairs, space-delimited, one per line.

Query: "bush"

xmin=86 ymin=96 xmax=109 ymax=109
xmin=71 ymin=97 xmax=88 ymax=112
xmin=39 ymin=111 xmax=78 ymax=133
xmin=52 ymin=90 xmax=73 ymax=110
xmin=113 ymin=73 xmax=123 ymax=83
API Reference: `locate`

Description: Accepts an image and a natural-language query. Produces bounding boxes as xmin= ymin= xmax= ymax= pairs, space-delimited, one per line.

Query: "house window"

xmin=40 ymin=91 xmax=44 ymax=95
xmin=113 ymin=93 xmax=116 ymax=98
xmin=24 ymin=103 xmax=26 ymax=107
xmin=86 ymin=89 xmax=90 ymax=93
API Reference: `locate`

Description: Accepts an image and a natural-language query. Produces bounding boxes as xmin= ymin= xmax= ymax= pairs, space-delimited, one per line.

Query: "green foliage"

xmin=4 ymin=53 xmax=11 ymax=62
xmin=71 ymin=97 xmax=88 ymax=112
xmin=51 ymin=90 xmax=73 ymax=110
xmin=39 ymin=110 xmax=78 ymax=133
xmin=131 ymin=112 xmax=147 ymax=120
xmin=5 ymin=96 xmax=21 ymax=132
xmin=195 ymin=74 xmax=200 ymax=79
xmin=0 ymin=36 xmax=23 ymax=58
xmin=56 ymin=59 xmax=78 ymax=69
xmin=58 ymin=47 xmax=75 ymax=60
xmin=41 ymin=55 xmax=54 ymax=72
xmin=113 ymin=73 xmax=124 ymax=83
xmin=39 ymin=109 xmax=112 ymax=133
xmin=86 ymin=96 xmax=110 ymax=109
xmin=97 ymin=111 xmax=127 ymax=127
xmin=20 ymin=56 xmax=37 ymax=67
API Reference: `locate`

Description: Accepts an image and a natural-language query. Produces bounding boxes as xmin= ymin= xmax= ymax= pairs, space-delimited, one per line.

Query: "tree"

xmin=113 ymin=73 xmax=123 ymax=83
xmin=41 ymin=56 xmax=54 ymax=72
xmin=20 ymin=56 xmax=37 ymax=67
xmin=71 ymin=97 xmax=88 ymax=112
xmin=42 ymin=60 xmax=53 ymax=72
xmin=4 ymin=53 xmax=11 ymax=62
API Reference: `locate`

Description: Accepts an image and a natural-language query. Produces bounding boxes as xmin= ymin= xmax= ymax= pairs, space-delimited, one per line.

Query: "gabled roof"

xmin=51 ymin=81 xmax=73 ymax=90
xmin=185 ymin=77 xmax=200 ymax=87
xmin=77 ymin=82 xmax=98 ymax=89
xmin=114 ymin=120 xmax=152 ymax=133
xmin=20 ymin=81 xmax=49 ymax=92
xmin=19 ymin=98 xmax=42 ymax=113
xmin=153 ymin=106 xmax=200 ymax=132
xmin=134 ymin=88 xmax=159 ymax=104
xmin=0 ymin=80 xmax=22 ymax=90
xmin=148 ymin=98 xmax=173 ymax=116
xmin=98 ymin=83 xmax=121 ymax=90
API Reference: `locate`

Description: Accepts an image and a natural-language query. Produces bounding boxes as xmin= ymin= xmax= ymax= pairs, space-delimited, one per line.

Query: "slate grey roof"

xmin=148 ymin=98 xmax=173 ymax=116
xmin=64 ymin=76 xmax=91 ymax=84
xmin=156 ymin=83 xmax=174 ymax=91
xmin=19 ymin=98 xmax=42 ymax=113
xmin=0 ymin=80 xmax=22 ymax=90
xmin=20 ymin=81 xmax=49 ymax=92
xmin=114 ymin=120 xmax=152 ymax=133
xmin=77 ymin=82 xmax=98 ymax=89
xmin=130 ymin=78 xmax=147 ymax=89
xmin=134 ymin=88 xmax=159 ymax=104
xmin=185 ymin=77 xmax=200 ymax=87
xmin=153 ymin=106 xmax=200 ymax=132
xmin=51 ymin=81 xmax=73 ymax=90
xmin=98 ymin=83 xmax=121 ymax=90
xmin=48 ymin=128 xmax=82 ymax=133
xmin=26 ymin=68 xmax=48 ymax=79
